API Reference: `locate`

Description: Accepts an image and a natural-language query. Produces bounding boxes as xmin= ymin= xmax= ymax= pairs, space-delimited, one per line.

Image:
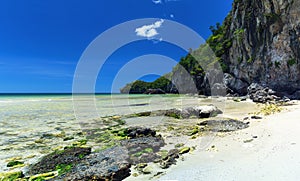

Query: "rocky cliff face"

xmin=121 ymin=0 xmax=300 ymax=97
xmin=223 ymin=0 xmax=300 ymax=95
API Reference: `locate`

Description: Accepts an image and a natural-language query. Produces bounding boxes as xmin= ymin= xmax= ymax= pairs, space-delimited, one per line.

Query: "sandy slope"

xmin=158 ymin=101 xmax=300 ymax=181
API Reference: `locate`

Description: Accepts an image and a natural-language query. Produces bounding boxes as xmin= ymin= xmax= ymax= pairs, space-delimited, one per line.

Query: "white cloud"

xmin=135 ymin=19 xmax=164 ymax=39
xmin=165 ymin=0 xmax=181 ymax=2
xmin=152 ymin=0 xmax=162 ymax=4
xmin=152 ymin=0 xmax=180 ymax=4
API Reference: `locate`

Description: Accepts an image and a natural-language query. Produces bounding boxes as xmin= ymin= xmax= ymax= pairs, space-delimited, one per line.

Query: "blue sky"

xmin=0 ymin=0 xmax=233 ymax=93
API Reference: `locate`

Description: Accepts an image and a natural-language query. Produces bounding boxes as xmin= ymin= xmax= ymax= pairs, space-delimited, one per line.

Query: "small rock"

xmin=142 ymin=166 xmax=153 ymax=174
xmin=175 ymin=143 xmax=185 ymax=148
xmin=243 ymin=139 xmax=254 ymax=143
xmin=63 ymin=136 xmax=75 ymax=141
xmin=252 ymin=136 xmax=258 ymax=139
xmin=7 ymin=160 xmax=24 ymax=168
xmin=179 ymin=147 xmax=190 ymax=155
xmin=132 ymin=173 xmax=139 ymax=177
xmin=125 ymin=127 xmax=156 ymax=139
xmin=135 ymin=163 xmax=148 ymax=172
xmin=153 ymin=172 xmax=164 ymax=177
xmin=251 ymin=116 xmax=262 ymax=119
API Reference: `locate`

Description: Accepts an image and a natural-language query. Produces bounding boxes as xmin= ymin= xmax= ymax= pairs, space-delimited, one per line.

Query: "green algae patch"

xmin=174 ymin=143 xmax=185 ymax=148
xmin=7 ymin=160 xmax=24 ymax=168
xmin=72 ymin=139 xmax=87 ymax=147
xmin=55 ymin=164 xmax=73 ymax=175
xmin=132 ymin=148 xmax=154 ymax=157
xmin=254 ymin=103 xmax=283 ymax=116
xmin=188 ymin=126 xmax=199 ymax=136
xmin=0 ymin=171 xmax=24 ymax=181
xmin=157 ymin=150 xmax=168 ymax=160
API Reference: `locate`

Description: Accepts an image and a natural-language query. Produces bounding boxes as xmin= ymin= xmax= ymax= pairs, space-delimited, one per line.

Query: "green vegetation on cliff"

xmin=120 ymin=77 xmax=174 ymax=94
xmin=121 ymin=6 xmax=234 ymax=94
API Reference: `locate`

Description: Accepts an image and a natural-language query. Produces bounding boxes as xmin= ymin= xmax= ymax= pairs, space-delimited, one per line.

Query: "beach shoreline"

xmin=151 ymin=101 xmax=300 ymax=180
xmin=1 ymin=95 xmax=299 ymax=180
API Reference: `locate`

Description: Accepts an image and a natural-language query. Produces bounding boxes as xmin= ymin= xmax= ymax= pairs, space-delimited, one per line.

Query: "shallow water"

xmin=0 ymin=94 xmax=257 ymax=172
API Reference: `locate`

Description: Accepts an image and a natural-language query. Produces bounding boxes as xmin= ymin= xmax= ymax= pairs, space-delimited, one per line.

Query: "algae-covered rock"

xmin=135 ymin=163 xmax=148 ymax=171
xmin=160 ymin=149 xmax=179 ymax=169
xmin=122 ymin=136 xmax=165 ymax=164
xmin=174 ymin=143 xmax=185 ymax=148
xmin=125 ymin=127 xmax=156 ymax=139
xmin=7 ymin=160 xmax=24 ymax=168
xmin=179 ymin=147 xmax=190 ymax=155
xmin=142 ymin=165 xmax=153 ymax=174
xmin=27 ymin=147 xmax=91 ymax=175
xmin=0 ymin=171 xmax=24 ymax=180
xmin=59 ymin=146 xmax=131 ymax=181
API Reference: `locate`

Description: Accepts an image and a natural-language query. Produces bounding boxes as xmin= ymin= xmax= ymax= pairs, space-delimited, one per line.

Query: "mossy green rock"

xmin=175 ymin=143 xmax=184 ymax=148
xmin=0 ymin=171 xmax=24 ymax=181
xmin=135 ymin=163 xmax=148 ymax=172
xmin=27 ymin=147 xmax=91 ymax=175
xmin=179 ymin=147 xmax=190 ymax=154
xmin=7 ymin=160 xmax=24 ymax=167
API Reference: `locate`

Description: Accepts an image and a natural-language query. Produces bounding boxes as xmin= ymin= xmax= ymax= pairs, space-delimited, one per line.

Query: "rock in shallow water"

xmin=27 ymin=147 xmax=92 ymax=175
xmin=164 ymin=105 xmax=222 ymax=119
xmin=59 ymin=146 xmax=131 ymax=181
xmin=28 ymin=127 xmax=165 ymax=180
xmin=198 ymin=119 xmax=249 ymax=132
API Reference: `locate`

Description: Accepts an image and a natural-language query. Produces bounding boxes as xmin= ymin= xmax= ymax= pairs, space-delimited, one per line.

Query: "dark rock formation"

xmin=159 ymin=149 xmax=180 ymax=169
xmin=247 ymin=83 xmax=283 ymax=103
xmin=121 ymin=136 xmax=165 ymax=164
xmin=222 ymin=0 xmax=300 ymax=96
xmin=27 ymin=147 xmax=91 ymax=175
xmin=124 ymin=127 xmax=157 ymax=139
xmin=224 ymin=73 xmax=249 ymax=95
xmin=198 ymin=119 xmax=249 ymax=132
xmin=28 ymin=127 xmax=166 ymax=181
xmin=125 ymin=105 xmax=222 ymax=119
xmin=59 ymin=146 xmax=131 ymax=181
xmin=164 ymin=105 xmax=222 ymax=119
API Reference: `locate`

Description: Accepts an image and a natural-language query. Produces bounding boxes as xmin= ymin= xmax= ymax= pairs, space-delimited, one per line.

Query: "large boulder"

xmin=198 ymin=119 xmax=249 ymax=132
xmin=224 ymin=73 xmax=249 ymax=96
xmin=27 ymin=147 xmax=92 ymax=175
xmin=164 ymin=105 xmax=222 ymax=119
xmin=60 ymin=146 xmax=131 ymax=181
xmin=247 ymin=83 xmax=281 ymax=103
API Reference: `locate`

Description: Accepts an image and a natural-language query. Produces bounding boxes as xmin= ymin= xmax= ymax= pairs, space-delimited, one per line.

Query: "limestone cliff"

xmin=223 ymin=0 xmax=300 ymax=95
xmin=121 ymin=0 xmax=300 ymax=97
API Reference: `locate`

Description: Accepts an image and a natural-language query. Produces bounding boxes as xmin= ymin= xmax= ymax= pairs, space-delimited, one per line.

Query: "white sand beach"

xmin=157 ymin=101 xmax=300 ymax=181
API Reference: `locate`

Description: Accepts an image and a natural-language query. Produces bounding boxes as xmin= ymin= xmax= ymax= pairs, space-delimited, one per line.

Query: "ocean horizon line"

xmin=0 ymin=93 xmax=122 ymax=96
